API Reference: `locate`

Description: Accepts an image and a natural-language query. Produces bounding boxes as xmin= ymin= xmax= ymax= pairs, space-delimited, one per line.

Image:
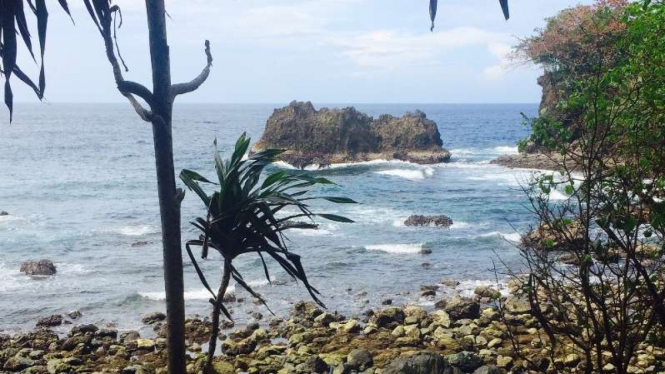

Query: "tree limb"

xmin=170 ymin=40 xmax=213 ymax=99
xmin=97 ymin=4 xmax=153 ymax=121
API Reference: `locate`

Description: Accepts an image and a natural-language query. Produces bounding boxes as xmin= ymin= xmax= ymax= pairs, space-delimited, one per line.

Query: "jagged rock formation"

xmin=404 ymin=215 xmax=453 ymax=228
xmin=254 ymin=101 xmax=451 ymax=168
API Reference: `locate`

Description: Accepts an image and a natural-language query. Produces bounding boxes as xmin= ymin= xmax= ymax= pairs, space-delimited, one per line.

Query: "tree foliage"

xmin=505 ymin=1 xmax=665 ymax=372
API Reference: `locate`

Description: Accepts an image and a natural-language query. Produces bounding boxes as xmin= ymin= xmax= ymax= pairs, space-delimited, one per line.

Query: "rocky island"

xmin=253 ymin=101 xmax=451 ymax=169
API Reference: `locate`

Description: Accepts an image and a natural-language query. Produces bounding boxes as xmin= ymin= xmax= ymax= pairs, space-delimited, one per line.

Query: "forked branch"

xmin=170 ymin=40 xmax=213 ymax=99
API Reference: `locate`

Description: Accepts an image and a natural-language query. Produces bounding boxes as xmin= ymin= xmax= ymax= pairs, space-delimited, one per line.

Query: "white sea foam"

xmin=57 ymin=263 xmax=90 ymax=275
xmin=450 ymin=221 xmax=471 ymax=230
xmin=274 ymin=159 xmax=424 ymax=171
xmin=481 ymin=231 xmax=522 ymax=243
xmin=548 ymin=189 xmax=569 ymax=201
xmin=375 ymin=167 xmax=434 ymax=180
xmin=140 ymin=279 xmax=271 ymax=301
xmin=100 ymin=225 xmax=156 ymax=236
xmin=457 ymin=279 xmax=510 ymax=298
xmin=365 ymin=243 xmax=426 ymax=254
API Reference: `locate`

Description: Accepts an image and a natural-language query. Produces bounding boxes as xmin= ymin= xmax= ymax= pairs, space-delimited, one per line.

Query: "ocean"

xmin=0 ymin=103 xmax=540 ymax=334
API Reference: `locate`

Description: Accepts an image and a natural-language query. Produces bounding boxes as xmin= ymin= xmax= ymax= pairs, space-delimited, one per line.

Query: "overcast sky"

xmin=12 ymin=0 xmax=593 ymax=104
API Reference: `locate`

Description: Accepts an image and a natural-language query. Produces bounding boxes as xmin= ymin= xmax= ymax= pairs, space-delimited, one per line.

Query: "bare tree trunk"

xmin=206 ymin=261 xmax=232 ymax=371
xmin=145 ymin=1 xmax=186 ymax=374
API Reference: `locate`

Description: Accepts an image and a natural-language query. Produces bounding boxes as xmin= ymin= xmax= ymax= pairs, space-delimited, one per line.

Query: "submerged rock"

xmin=20 ymin=260 xmax=57 ymax=276
xmin=254 ymin=101 xmax=451 ymax=168
xmin=382 ymin=353 xmax=449 ymax=374
xmin=404 ymin=215 xmax=453 ymax=228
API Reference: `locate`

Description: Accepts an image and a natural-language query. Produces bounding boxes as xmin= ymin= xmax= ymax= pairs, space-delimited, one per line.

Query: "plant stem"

xmin=206 ymin=260 xmax=232 ymax=371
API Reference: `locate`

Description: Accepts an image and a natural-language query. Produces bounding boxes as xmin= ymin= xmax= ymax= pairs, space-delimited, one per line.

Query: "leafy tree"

xmin=503 ymin=1 xmax=665 ymax=372
xmin=180 ymin=134 xmax=356 ymax=369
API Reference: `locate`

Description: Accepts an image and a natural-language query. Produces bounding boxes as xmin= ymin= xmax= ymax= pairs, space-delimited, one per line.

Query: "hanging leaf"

xmin=429 ymin=0 xmax=438 ymax=32
xmin=499 ymin=0 xmax=510 ymax=20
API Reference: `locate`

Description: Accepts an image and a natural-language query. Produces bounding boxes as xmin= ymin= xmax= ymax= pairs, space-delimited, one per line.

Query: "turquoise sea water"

xmin=0 ymin=103 xmax=539 ymax=333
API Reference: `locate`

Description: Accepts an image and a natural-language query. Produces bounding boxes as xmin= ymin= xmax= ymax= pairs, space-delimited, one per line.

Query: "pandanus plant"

xmin=179 ymin=134 xmax=356 ymax=368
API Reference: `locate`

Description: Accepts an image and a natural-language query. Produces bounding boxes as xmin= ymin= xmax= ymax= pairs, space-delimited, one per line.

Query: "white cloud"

xmin=483 ymin=42 xmax=512 ymax=80
xmin=327 ymin=27 xmax=510 ymax=71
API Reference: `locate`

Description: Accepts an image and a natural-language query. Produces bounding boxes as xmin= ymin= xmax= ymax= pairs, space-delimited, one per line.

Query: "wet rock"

xmin=291 ymin=301 xmax=323 ymax=321
xmin=279 ymin=220 xmax=319 ymax=230
xmin=473 ymin=365 xmax=503 ymax=374
xmin=251 ymin=312 xmax=263 ymax=321
xmin=404 ymin=215 xmax=453 ymax=228
xmin=0 ymin=211 xmax=8 ymax=216
xmin=440 ymin=279 xmax=460 ymax=288
xmin=220 ymin=320 xmax=235 ymax=330
xmin=66 ymin=310 xmax=82 ymax=320
xmin=20 ymin=260 xmax=57 ymax=276
xmin=347 ymin=349 xmax=373 ymax=371
xmin=120 ymin=331 xmax=140 ymax=343
xmin=382 ymin=299 xmax=393 ymax=305
xmin=69 ymin=324 xmax=98 ymax=336
xmin=444 ymin=351 xmax=483 ymax=372
xmin=36 ymin=315 xmax=63 ymax=328
xmin=445 ymin=297 xmax=480 ymax=320
xmin=372 ymin=307 xmax=405 ymax=328
xmin=3 ymin=355 xmax=34 ymax=371
xmin=474 ymin=286 xmax=499 ymax=299
xmin=141 ymin=312 xmax=166 ymax=325
xmin=382 ymin=353 xmax=449 ymax=374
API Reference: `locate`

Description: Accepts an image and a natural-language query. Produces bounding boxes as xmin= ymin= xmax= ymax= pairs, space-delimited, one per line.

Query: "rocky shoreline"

xmin=3 ymin=281 xmax=661 ymax=374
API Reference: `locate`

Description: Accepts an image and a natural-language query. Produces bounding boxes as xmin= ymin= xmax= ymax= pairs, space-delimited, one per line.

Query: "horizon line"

xmin=13 ymin=101 xmax=540 ymax=105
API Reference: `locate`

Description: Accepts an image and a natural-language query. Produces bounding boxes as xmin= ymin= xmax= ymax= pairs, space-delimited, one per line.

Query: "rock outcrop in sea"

xmin=253 ymin=101 xmax=451 ymax=168
xmin=20 ymin=260 xmax=57 ymax=276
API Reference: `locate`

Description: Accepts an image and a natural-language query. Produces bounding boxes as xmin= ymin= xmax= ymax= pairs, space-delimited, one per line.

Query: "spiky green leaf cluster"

xmin=181 ymin=133 xmax=356 ymax=315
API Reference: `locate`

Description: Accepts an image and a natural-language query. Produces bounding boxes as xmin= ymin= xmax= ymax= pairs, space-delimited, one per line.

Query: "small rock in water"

xmin=67 ymin=310 xmax=82 ymax=320
xmin=404 ymin=214 xmax=453 ymax=228
xmin=130 ymin=241 xmax=150 ymax=248
xmin=419 ymin=248 xmax=433 ymax=255
xmin=141 ymin=312 xmax=166 ymax=325
xmin=0 ymin=211 xmax=8 ymax=216
xmin=440 ymin=279 xmax=461 ymax=288
xmin=36 ymin=314 xmax=63 ymax=327
xmin=251 ymin=312 xmax=263 ymax=320
xmin=381 ymin=299 xmax=393 ymax=305
xmin=20 ymin=260 xmax=57 ymax=276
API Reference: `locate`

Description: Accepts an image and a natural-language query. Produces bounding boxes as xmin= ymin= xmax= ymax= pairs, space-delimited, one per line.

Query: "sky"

xmin=11 ymin=0 xmax=594 ymax=104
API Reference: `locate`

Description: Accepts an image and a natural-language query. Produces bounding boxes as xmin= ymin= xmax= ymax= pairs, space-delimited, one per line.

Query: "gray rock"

xmin=36 ymin=315 xmax=63 ymax=328
xmin=445 ymin=297 xmax=480 ymax=320
xmin=67 ymin=310 xmax=82 ymax=320
xmin=444 ymin=352 xmax=483 ymax=372
xmin=3 ymin=355 xmax=34 ymax=371
xmin=141 ymin=312 xmax=166 ymax=325
xmin=20 ymin=260 xmax=57 ymax=276
xmin=347 ymin=349 xmax=373 ymax=371
xmin=382 ymin=353 xmax=449 ymax=374
xmin=0 ymin=211 xmax=8 ymax=216
xmin=473 ymin=366 xmax=504 ymax=374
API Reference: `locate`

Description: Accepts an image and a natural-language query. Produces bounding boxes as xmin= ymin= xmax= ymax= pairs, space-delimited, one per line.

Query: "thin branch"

xmin=170 ymin=40 xmax=213 ymax=99
xmin=97 ymin=4 xmax=153 ymax=121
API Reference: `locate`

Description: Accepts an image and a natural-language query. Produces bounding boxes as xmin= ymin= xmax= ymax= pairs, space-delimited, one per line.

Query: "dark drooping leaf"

xmin=429 ymin=0 xmax=438 ymax=32
xmin=0 ymin=0 xmax=74 ymax=122
xmin=429 ymin=0 xmax=510 ymax=31
xmin=499 ymin=0 xmax=510 ymax=20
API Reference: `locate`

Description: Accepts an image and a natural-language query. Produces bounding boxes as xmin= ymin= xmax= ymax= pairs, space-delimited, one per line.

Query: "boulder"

xmin=473 ymin=365 xmax=503 ymax=374
xmin=346 ymin=349 xmax=373 ymax=371
xmin=253 ymin=101 xmax=451 ymax=168
xmin=36 ymin=315 xmax=63 ymax=328
xmin=405 ymin=215 xmax=453 ymax=228
xmin=444 ymin=352 xmax=483 ymax=372
xmin=142 ymin=312 xmax=166 ymax=325
xmin=382 ymin=353 xmax=449 ymax=374
xmin=20 ymin=260 xmax=57 ymax=276
xmin=0 ymin=211 xmax=8 ymax=216
xmin=372 ymin=307 xmax=405 ymax=328
xmin=445 ymin=297 xmax=480 ymax=320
